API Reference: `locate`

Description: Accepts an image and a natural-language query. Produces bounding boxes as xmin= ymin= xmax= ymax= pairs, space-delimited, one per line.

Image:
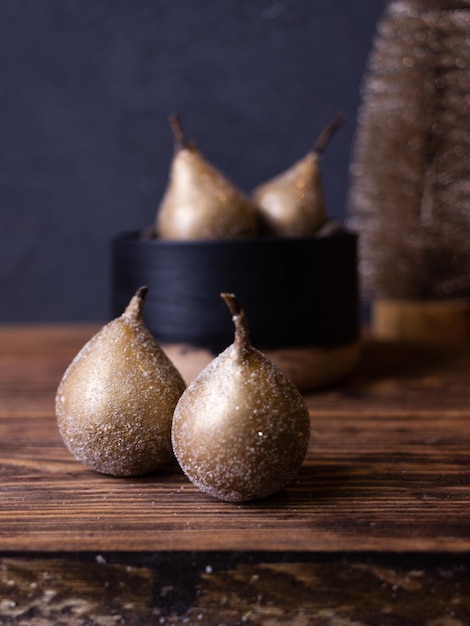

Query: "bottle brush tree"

xmin=348 ymin=0 xmax=470 ymax=315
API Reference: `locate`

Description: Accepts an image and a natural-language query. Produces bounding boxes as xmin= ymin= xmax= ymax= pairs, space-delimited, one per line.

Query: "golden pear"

xmin=56 ymin=287 xmax=186 ymax=476
xmin=252 ymin=113 xmax=345 ymax=237
xmin=156 ymin=115 xmax=258 ymax=240
xmin=171 ymin=293 xmax=311 ymax=502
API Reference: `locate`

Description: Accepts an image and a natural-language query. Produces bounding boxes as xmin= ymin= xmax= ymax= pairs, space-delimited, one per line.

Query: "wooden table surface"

xmin=1 ymin=325 xmax=469 ymax=625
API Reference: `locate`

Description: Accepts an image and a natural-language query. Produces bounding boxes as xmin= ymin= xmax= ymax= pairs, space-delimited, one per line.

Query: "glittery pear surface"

xmin=252 ymin=151 xmax=326 ymax=237
xmin=56 ymin=302 xmax=186 ymax=477
xmin=171 ymin=342 xmax=311 ymax=503
xmin=156 ymin=147 xmax=258 ymax=240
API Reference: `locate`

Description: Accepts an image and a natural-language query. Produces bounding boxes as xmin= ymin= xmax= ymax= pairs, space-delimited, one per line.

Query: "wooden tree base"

xmin=372 ymin=298 xmax=470 ymax=343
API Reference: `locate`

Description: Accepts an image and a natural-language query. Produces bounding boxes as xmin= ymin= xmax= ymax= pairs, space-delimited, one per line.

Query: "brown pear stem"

xmin=123 ymin=286 xmax=148 ymax=320
xmin=168 ymin=114 xmax=188 ymax=151
xmin=221 ymin=292 xmax=241 ymax=317
xmin=221 ymin=292 xmax=251 ymax=359
xmin=313 ymin=112 xmax=346 ymax=155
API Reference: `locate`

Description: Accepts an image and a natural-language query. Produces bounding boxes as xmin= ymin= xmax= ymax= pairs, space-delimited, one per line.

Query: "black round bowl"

xmin=111 ymin=228 xmax=360 ymax=389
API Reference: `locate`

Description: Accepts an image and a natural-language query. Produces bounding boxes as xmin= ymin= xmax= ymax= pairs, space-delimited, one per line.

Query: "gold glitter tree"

xmin=347 ymin=0 xmax=470 ymax=339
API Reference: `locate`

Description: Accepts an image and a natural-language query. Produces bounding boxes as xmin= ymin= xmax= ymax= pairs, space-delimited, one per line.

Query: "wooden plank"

xmin=0 ymin=326 xmax=470 ymax=553
xmin=1 ymin=552 xmax=469 ymax=625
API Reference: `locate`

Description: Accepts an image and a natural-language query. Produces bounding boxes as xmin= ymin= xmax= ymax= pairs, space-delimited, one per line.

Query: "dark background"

xmin=0 ymin=0 xmax=385 ymax=322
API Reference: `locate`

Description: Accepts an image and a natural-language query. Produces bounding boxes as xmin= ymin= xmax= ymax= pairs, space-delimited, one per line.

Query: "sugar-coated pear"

xmin=56 ymin=286 xmax=186 ymax=476
xmin=171 ymin=293 xmax=311 ymax=502
xmin=252 ymin=113 xmax=345 ymax=237
xmin=156 ymin=115 xmax=258 ymax=240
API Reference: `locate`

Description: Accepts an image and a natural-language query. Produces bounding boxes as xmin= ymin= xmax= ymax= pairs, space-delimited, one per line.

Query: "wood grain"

xmin=1 ymin=553 xmax=469 ymax=625
xmin=1 ymin=325 xmax=470 ymax=553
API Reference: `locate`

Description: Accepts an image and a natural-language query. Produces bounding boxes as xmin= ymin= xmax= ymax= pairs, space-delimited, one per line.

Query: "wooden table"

xmin=1 ymin=325 xmax=469 ymax=624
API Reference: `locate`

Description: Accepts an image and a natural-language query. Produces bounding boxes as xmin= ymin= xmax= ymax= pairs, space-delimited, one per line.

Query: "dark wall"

xmin=0 ymin=0 xmax=385 ymax=322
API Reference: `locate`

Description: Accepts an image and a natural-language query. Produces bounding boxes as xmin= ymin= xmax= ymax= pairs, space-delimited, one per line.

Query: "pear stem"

xmin=313 ymin=112 xmax=346 ymax=155
xmin=168 ymin=114 xmax=188 ymax=151
xmin=123 ymin=285 xmax=148 ymax=320
xmin=220 ymin=292 xmax=251 ymax=360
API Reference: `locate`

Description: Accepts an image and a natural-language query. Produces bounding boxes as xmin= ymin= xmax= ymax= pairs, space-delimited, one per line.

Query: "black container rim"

xmin=112 ymin=226 xmax=357 ymax=248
